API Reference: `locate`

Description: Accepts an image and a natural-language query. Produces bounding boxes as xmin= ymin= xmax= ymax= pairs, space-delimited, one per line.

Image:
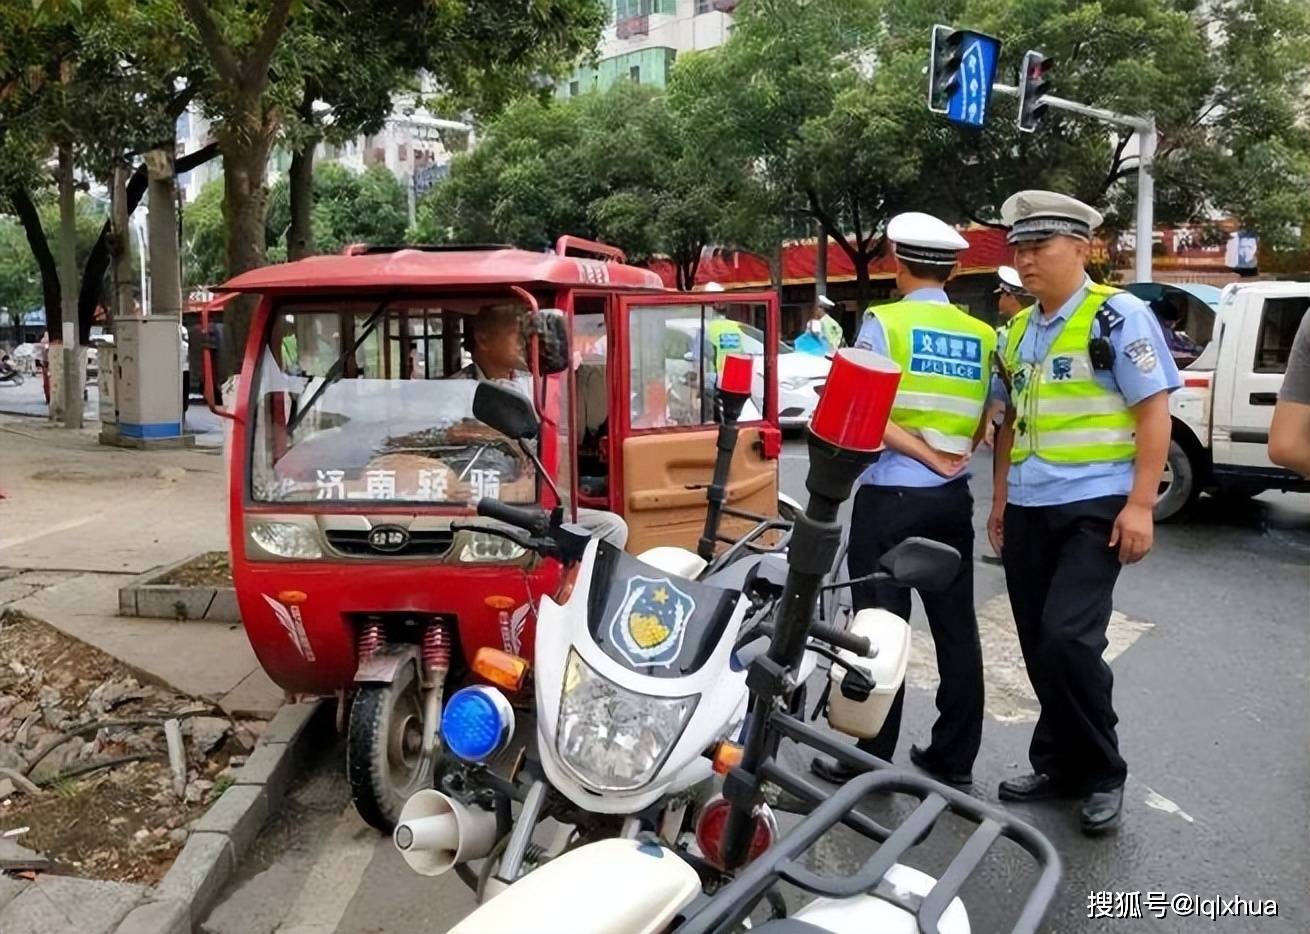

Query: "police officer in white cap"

xmin=811 ymin=211 xmax=994 ymax=787
xmin=983 ymin=266 xmax=1031 ymax=446
xmin=995 ymin=265 xmax=1028 ymax=324
xmin=988 ymin=190 xmax=1178 ymax=835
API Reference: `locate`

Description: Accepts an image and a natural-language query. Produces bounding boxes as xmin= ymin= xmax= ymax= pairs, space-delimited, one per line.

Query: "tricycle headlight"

xmin=457 ymin=532 xmax=527 ymax=563
xmin=249 ymin=521 xmax=322 ymax=559
xmin=556 ymin=650 xmax=696 ymax=792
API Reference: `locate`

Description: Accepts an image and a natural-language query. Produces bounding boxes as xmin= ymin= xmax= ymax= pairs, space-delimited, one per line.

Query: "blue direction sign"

xmin=947 ymin=32 xmax=1000 ymax=128
xmin=929 ymin=26 xmax=1002 ymax=129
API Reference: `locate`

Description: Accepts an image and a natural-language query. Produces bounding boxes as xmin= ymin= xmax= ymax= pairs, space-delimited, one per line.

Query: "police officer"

xmin=988 ymin=191 xmax=1178 ymax=835
xmin=811 ymin=211 xmax=994 ymax=787
xmin=995 ymin=265 xmax=1028 ymax=323
xmin=984 ymin=266 xmax=1030 ymax=446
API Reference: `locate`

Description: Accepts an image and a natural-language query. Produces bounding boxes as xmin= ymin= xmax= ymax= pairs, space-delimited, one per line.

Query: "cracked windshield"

xmin=250 ymin=302 xmax=537 ymax=505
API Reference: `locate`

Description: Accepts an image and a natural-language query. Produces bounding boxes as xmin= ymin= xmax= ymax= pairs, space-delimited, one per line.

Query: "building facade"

xmin=557 ymin=0 xmax=737 ymax=98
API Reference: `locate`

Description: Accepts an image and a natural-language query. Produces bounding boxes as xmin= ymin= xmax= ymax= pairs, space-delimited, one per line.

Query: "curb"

xmin=113 ymin=700 xmax=328 ymax=934
xmin=118 ymin=556 xmax=239 ymax=624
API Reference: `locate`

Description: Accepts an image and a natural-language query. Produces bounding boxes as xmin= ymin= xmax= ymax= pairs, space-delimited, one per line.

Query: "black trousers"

xmin=1002 ymin=496 xmax=1128 ymax=790
xmin=847 ymin=479 xmax=982 ymax=774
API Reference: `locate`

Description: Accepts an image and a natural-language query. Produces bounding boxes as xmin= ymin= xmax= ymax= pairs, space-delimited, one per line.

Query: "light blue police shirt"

xmin=854 ymin=288 xmax=973 ymax=488
xmin=989 ymin=278 xmax=1181 ymax=507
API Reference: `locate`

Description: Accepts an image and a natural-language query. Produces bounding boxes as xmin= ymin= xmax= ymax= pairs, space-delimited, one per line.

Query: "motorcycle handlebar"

xmin=808 ymin=621 xmax=872 ymax=658
xmin=476 ymin=499 xmax=550 ymax=537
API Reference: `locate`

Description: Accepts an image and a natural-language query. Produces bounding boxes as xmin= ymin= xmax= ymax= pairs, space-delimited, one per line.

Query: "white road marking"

xmin=1142 ymin=786 xmax=1195 ymax=823
xmin=276 ymin=805 xmax=380 ymax=934
xmin=906 ymin=594 xmax=1154 ymax=723
xmin=0 ymin=512 xmax=103 ymax=551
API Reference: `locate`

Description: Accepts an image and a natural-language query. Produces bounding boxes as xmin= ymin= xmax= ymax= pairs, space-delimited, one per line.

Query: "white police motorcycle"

xmin=392 ymin=372 xmax=901 ymax=895
xmin=420 ymin=351 xmax=1061 ymax=934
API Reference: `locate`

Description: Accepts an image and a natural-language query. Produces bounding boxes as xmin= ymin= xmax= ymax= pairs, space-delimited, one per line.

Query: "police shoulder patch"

xmin=1123 ymin=337 xmax=1158 ymax=373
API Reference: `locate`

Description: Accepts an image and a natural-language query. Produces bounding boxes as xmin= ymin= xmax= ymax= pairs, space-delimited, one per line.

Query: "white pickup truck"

xmin=1157 ymin=280 xmax=1310 ymax=520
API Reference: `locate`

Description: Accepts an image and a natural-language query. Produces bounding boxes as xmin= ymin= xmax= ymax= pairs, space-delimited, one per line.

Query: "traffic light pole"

xmin=995 ymin=82 xmax=1157 ymax=282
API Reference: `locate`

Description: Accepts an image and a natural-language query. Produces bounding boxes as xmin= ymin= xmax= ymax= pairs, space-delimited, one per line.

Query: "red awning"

xmin=649 ymin=228 xmax=1013 ymax=290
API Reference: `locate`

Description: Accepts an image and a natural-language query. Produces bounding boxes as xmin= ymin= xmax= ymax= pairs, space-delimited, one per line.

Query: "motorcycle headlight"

xmin=457 ymin=531 xmax=527 ymax=563
xmin=249 ymin=521 xmax=322 ymax=559
xmin=556 ymin=650 xmax=697 ymax=792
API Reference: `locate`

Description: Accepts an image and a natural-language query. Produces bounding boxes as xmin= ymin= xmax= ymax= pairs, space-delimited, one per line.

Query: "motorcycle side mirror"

xmin=472 ymin=381 xmax=540 ymax=440
xmin=878 ymin=537 xmax=961 ymax=592
xmin=531 ymin=308 xmax=570 ymax=376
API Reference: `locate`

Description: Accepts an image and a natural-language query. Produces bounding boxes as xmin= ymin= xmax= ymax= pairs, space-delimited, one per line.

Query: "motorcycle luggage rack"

xmin=674 ymin=711 xmax=1061 ymax=934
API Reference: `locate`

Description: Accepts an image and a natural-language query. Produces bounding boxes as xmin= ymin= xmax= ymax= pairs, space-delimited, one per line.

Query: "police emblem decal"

xmin=607 ymin=576 xmax=696 ymax=669
xmin=1051 ymin=356 xmax=1074 ymax=380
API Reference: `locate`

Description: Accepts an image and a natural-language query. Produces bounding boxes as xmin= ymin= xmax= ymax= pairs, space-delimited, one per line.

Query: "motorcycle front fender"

xmin=353 ymin=644 xmax=420 ymax=685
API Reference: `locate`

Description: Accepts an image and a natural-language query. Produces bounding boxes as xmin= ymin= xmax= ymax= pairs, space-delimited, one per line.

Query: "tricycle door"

xmin=615 ymin=292 xmax=781 ymax=554
xmin=1216 ymin=289 xmax=1309 ymax=468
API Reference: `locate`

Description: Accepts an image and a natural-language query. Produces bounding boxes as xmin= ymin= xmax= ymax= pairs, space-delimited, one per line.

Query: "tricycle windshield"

xmin=249 ymin=299 xmax=539 ymax=506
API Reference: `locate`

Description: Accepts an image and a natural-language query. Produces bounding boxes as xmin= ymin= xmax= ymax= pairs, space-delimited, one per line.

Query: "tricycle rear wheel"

xmin=347 ymin=662 xmax=441 ymax=831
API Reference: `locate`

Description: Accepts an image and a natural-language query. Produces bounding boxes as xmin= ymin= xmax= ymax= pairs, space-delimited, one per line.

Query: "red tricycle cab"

xmin=205 ymin=239 xmax=781 ymax=828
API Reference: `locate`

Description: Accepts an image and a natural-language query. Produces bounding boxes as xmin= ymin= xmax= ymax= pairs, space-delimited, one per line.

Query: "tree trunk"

xmin=8 ymin=186 xmax=61 ymax=337
xmin=146 ymin=147 xmax=183 ymax=322
xmin=110 ymin=165 xmax=136 ymax=324
xmin=815 ymin=228 xmax=828 ymax=302
xmin=219 ymin=113 xmax=277 ymax=374
xmin=854 ymin=253 xmax=871 ymax=311
xmin=78 ymin=143 xmax=221 ymax=340
xmin=57 ymin=145 xmax=83 ymax=427
xmin=287 ymin=136 xmax=317 ymax=260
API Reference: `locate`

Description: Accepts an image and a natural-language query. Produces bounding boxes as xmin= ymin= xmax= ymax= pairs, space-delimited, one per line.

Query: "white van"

xmin=1157 ymin=280 xmax=1310 ymax=520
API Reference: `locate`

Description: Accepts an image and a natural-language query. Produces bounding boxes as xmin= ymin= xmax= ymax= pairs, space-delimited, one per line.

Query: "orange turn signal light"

xmin=472 ymin=647 xmax=530 ymax=693
xmin=277 ymin=590 xmax=308 ymax=606
xmin=484 ymin=594 xmax=517 ymax=611
xmin=711 ymin=740 xmax=744 ymax=776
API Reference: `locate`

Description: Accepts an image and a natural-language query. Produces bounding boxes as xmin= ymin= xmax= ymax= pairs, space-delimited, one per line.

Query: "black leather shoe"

xmin=809 ymin=756 xmax=865 ymax=784
xmin=997 ymin=772 xmax=1080 ymax=802
xmin=909 ymin=745 xmax=972 ymax=786
xmin=1080 ymin=785 xmax=1124 ymax=836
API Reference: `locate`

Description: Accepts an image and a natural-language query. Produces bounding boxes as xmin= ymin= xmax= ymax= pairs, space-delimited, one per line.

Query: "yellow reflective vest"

xmin=1001 ymin=283 xmax=1136 ymax=464
xmin=878 ymin=300 xmax=996 ymax=455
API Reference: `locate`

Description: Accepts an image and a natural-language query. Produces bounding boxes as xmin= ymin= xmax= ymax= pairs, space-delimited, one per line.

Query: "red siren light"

xmin=719 ymin=353 xmax=753 ymax=396
xmin=808 ymin=348 xmax=901 ymax=452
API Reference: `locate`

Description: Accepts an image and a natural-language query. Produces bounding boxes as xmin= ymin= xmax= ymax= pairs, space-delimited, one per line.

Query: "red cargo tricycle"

xmin=202 ymin=238 xmax=783 ymax=829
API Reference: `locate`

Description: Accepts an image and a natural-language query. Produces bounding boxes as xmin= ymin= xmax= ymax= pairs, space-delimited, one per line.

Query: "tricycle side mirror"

xmin=473 ymin=381 xmax=540 ymax=440
xmin=199 ymin=302 xmax=237 ymax=423
xmin=878 ymin=537 xmax=960 ymax=592
xmin=531 ymin=308 xmax=570 ymax=376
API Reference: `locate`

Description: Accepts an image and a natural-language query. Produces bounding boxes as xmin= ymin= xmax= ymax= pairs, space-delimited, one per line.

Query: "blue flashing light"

xmin=442 ymin=687 xmax=511 ymax=762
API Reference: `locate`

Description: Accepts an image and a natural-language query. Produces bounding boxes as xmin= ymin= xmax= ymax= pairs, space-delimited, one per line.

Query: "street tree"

xmin=280 ymin=0 xmax=606 ymax=262
xmin=414 ymin=81 xmax=726 ymax=288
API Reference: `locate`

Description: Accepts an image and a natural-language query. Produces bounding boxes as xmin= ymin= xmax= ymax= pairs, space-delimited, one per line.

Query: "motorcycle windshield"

xmin=586 ymin=545 xmax=738 ymax=679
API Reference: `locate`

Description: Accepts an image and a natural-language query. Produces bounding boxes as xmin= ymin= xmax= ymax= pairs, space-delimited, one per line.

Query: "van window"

xmin=1253 ymin=297 xmax=1310 ymax=374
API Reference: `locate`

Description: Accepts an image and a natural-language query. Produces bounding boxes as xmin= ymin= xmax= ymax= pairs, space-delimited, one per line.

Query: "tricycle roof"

xmin=216 ymin=246 xmax=667 ymax=295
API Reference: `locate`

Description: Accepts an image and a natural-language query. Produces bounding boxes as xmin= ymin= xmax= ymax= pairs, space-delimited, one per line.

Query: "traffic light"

xmin=928 ymin=25 xmax=966 ymax=114
xmin=1017 ymin=50 xmax=1054 ymax=132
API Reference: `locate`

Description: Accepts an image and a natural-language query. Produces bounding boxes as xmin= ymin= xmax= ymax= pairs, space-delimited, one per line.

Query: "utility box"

xmin=99 ymin=315 xmax=194 ymax=449
xmin=97 ymin=344 xmax=117 ymax=427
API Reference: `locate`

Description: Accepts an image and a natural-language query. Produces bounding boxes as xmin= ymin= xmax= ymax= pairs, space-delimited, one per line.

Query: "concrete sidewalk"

xmin=0 ymin=416 xmax=280 ymax=717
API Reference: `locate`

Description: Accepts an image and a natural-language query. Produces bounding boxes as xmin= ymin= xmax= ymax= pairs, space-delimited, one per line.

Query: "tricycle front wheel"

xmin=347 ymin=663 xmax=441 ymax=832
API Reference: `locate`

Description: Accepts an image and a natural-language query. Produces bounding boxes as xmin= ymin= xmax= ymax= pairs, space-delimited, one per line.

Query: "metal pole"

xmin=58 ymin=145 xmax=82 ymax=430
xmin=1134 ymin=118 xmax=1157 ymax=283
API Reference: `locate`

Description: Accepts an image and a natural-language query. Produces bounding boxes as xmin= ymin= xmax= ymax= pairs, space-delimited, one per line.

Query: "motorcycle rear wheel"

xmin=346 ymin=663 xmax=441 ymax=832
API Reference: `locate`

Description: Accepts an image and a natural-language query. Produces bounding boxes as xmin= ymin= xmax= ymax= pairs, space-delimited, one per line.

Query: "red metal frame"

xmin=612 ymin=291 xmax=781 ymax=512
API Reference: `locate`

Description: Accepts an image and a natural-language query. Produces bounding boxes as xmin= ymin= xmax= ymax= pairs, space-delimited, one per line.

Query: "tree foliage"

xmin=185 ymin=164 xmax=408 ymax=285
xmin=414 ymin=82 xmax=730 ymax=287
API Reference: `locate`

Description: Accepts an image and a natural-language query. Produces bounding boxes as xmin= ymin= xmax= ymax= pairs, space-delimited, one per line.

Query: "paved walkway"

xmin=0 ymin=415 xmax=280 ymax=716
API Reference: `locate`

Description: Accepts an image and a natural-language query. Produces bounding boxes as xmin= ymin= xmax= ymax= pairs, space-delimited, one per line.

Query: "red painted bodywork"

xmin=219 ymin=247 xmax=779 ymax=696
